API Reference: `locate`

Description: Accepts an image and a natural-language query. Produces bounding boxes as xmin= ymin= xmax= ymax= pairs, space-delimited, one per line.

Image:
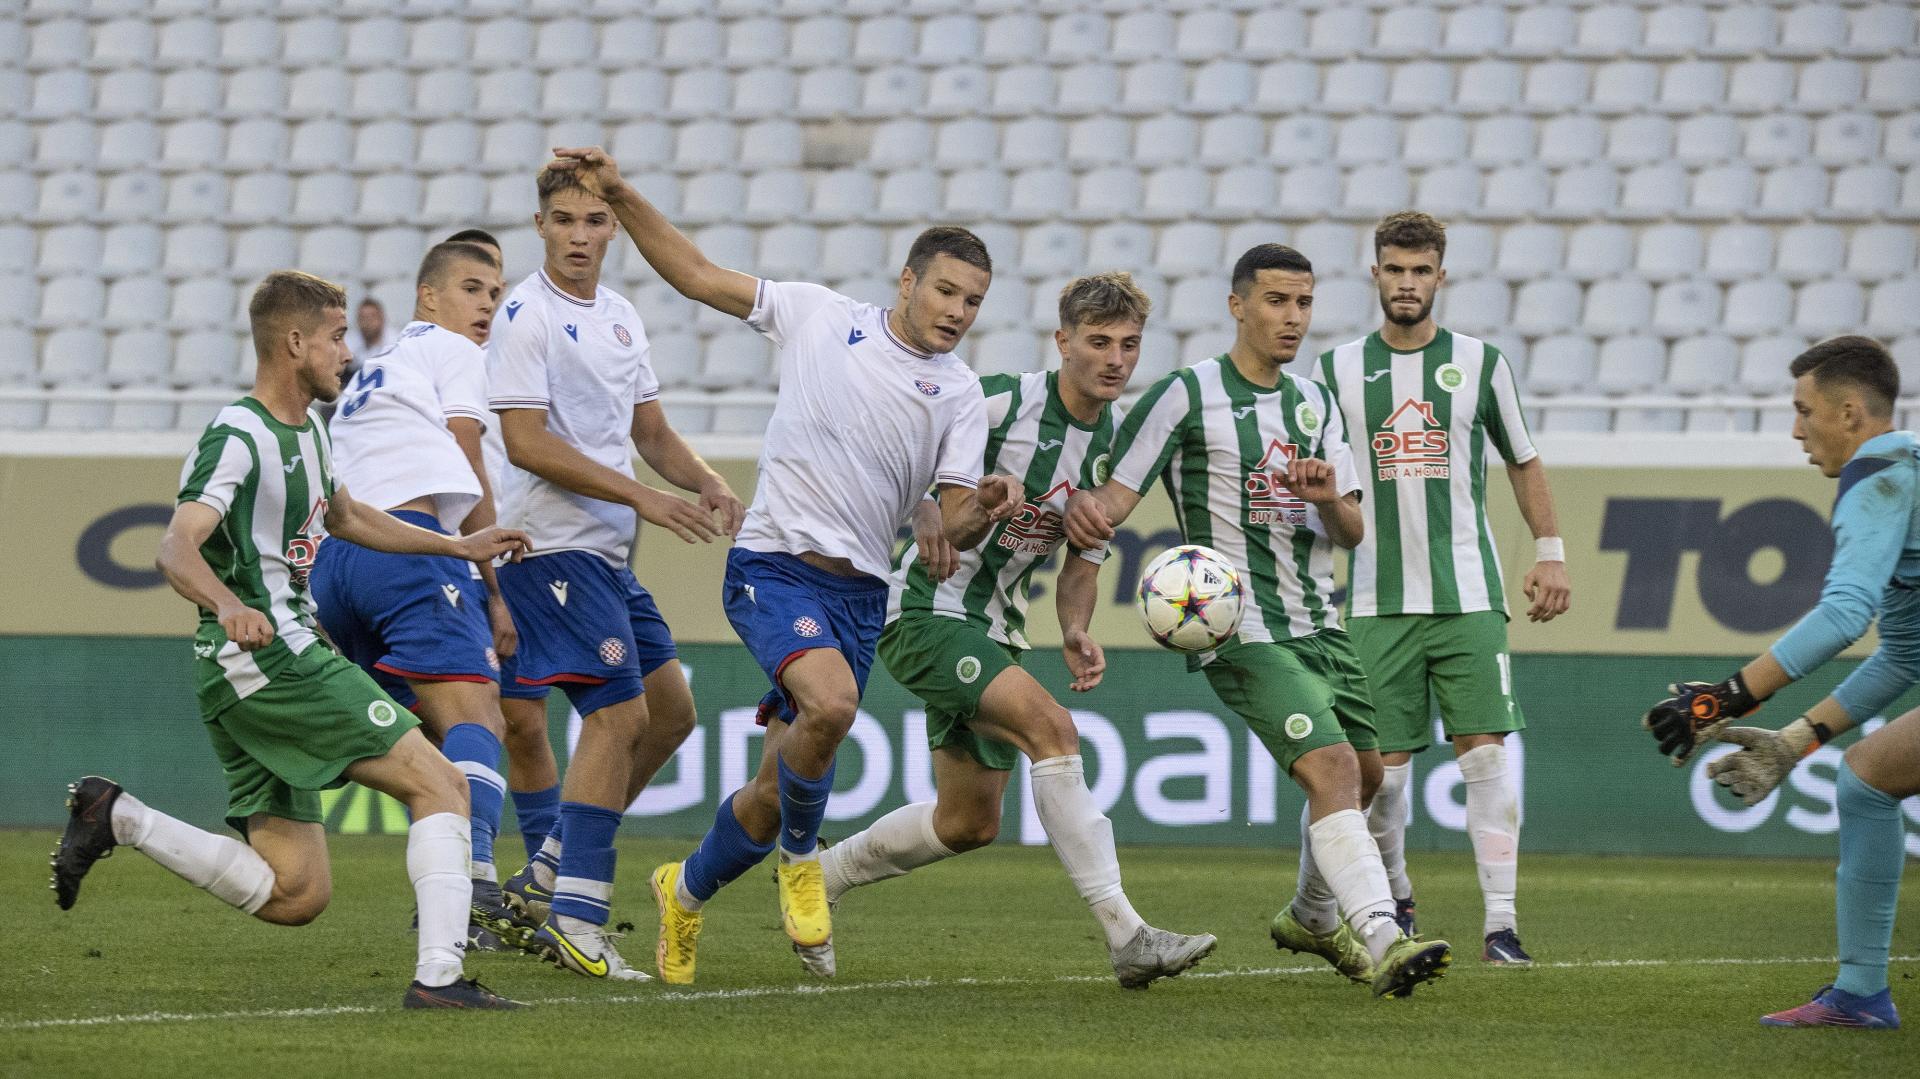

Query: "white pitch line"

xmin=6 ymin=954 xmax=1913 ymax=1033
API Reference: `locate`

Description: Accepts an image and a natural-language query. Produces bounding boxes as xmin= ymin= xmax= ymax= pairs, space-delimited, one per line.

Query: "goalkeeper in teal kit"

xmin=1643 ymin=336 xmax=1916 ymax=1030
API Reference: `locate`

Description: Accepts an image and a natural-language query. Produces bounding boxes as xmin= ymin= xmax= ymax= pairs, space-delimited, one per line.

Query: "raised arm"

xmin=548 ymin=146 xmax=759 ymax=319
xmin=156 ymin=501 xmax=275 ymax=651
xmin=631 ymin=400 xmax=743 ymax=535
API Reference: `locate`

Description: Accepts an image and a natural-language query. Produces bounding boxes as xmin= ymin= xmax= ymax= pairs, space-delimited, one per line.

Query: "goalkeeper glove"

xmin=1642 ymin=671 xmax=1766 ymax=766
xmin=1705 ymin=718 xmax=1825 ymax=806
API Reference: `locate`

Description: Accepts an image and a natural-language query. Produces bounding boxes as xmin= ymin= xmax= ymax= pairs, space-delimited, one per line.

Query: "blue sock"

xmin=681 ymin=793 xmax=775 ymax=903
xmin=776 ymin=752 xmax=836 ymax=857
xmin=1834 ymin=761 xmax=1906 ymax=997
xmin=549 ymin=802 xmax=621 ymax=926
xmin=441 ymin=723 xmax=504 ymax=872
xmin=512 ymin=784 xmax=560 ymax=864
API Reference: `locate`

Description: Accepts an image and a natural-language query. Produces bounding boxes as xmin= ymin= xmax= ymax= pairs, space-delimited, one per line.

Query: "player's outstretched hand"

xmin=546 ymin=146 xmax=623 ymax=200
xmin=1063 ymin=489 xmax=1115 ymax=551
xmin=1705 ymin=721 xmax=1816 ymax=806
xmin=487 ymin=592 xmax=518 ymax=661
xmin=1280 ymin=457 xmax=1340 ymax=505
xmin=1523 ymin=559 xmax=1571 ymax=623
xmin=976 ymin=474 xmax=1023 ymax=522
xmin=1063 ymin=629 xmax=1106 ymax=692
xmin=1642 ymin=675 xmax=1761 ymax=766
xmin=634 ymin=486 xmax=719 ymax=544
xmin=219 ymin=603 xmax=274 ymax=652
xmin=913 ymin=499 xmax=959 ymax=582
xmin=455 ymin=526 xmax=533 ymax=565
xmin=700 ymin=477 xmax=745 ymax=537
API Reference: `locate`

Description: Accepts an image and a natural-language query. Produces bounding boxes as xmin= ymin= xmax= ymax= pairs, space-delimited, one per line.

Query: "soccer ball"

xmin=1136 ymin=545 xmax=1244 ymax=653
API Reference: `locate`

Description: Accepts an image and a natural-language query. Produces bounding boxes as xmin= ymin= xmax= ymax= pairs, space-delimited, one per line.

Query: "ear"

xmin=898 ymin=266 xmax=916 ymax=297
xmin=416 ymin=280 xmax=434 ymax=314
xmin=1053 ymin=327 xmax=1069 ymax=360
xmin=1226 ymin=289 xmax=1244 ymax=321
xmin=531 ymin=210 xmax=544 ymax=231
xmin=1434 ymin=266 xmax=1447 ymax=288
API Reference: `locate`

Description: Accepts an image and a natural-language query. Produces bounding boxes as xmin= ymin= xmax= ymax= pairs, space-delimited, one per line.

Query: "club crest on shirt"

xmin=914 ymin=379 xmax=941 ymax=397
xmin=793 ymin=616 xmax=823 ymax=638
xmin=613 ymin=324 xmax=632 ymax=347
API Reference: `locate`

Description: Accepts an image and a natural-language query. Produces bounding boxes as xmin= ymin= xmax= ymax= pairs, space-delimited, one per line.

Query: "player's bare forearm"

xmin=1319 ymin=493 xmax=1364 ymax=549
xmin=325 ymin=487 xmax=466 ymax=558
xmin=632 ymin=401 xmax=721 ymax=494
xmin=499 ymin=409 xmax=650 ymax=509
xmin=450 ymin=418 xmax=504 ymax=596
xmin=556 ymin=152 xmax=756 ymax=318
xmin=1063 ymin=483 xmax=1143 ymax=551
xmin=1506 ymin=457 xmax=1563 ymax=542
xmin=1055 ymin=553 xmax=1101 ymax=638
xmin=1739 ymin=651 xmax=1794 ymax=700
xmin=938 ymin=485 xmax=994 ymax=550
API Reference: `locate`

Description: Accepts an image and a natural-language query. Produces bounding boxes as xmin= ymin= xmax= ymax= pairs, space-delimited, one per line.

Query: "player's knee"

xmin=946 ymin=816 xmax=1000 ymax=852
xmin=260 ymin=878 xmax=331 ymax=926
xmin=797 ymin=687 xmax=860 ymax=738
xmin=648 ymin=701 xmax=697 ymax=748
xmin=1027 ymin=702 xmax=1080 ymax=760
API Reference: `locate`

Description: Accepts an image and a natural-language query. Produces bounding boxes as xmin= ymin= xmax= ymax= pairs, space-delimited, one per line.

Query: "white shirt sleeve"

xmin=1319 ymin=383 xmax=1362 ymax=497
xmin=177 ymin=431 xmax=254 ymax=518
xmin=933 ymin=381 xmax=987 ymax=491
xmin=744 ymin=279 xmax=842 ymax=349
xmin=1109 ymin=374 xmax=1193 ymax=495
xmin=1483 ymin=347 xmax=1538 ymax=466
xmin=631 ymin=322 xmax=660 ymax=406
xmin=437 ymin=336 xmax=491 ymax=429
xmin=487 ymin=302 xmax=550 ymax=411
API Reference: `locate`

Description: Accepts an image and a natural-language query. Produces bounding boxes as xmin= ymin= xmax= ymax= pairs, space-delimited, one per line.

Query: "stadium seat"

xmin=1815 ymin=112 xmax=1880 ymax=165
xmin=1728 ymin=59 xmax=1796 ymax=114
xmin=1616 ymin=163 xmax=1689 ymax=222
xmin=943 ymin=167 xmax=1011 ymax=220
xmin=1635 ymin=224 xmax=1704 ymax=283
xmin=1708 ymin=6 xmax=1776 ymax=59
xmin=1659 ymin=61 xmax=1726 ymax=115
xmin=818 ymin=225 xmax=886 ymax=281
xmin=739 ymin=120 xmax=804 ymax=171
xmin=1606 ymin=115 xmax=1674 ymax=170
xmin=1777 ymin=4 xmax=1848 ymax=60
xmin=40 ymin=328 xmax=109 ymax=385
xmin=1507 ymin=6 xmax=1573 ymax=59
xmin=1539 ymin=115 xmax=1605 ymax=167
xmin=1583 ymin=278 xmax=1654 ymax=339
xmin=1135 ymin=115 xmax=1200 ymax=168
xmin=161 ymin=224 xmax=226 ymax=280
xmin=1323 ymin=61 xmax=1389 ymax=116
xmin=1590 ymin=61 xmax=1659 ymax=116
xmin=1089 ymin=222 xmax=1153 ymax=274
xmin=1848 ymin=5 xmax=1916 ymax=58
xmin=1066 ymin=116 xmax=1131 ymax=168
xmin=1826 ymin=164 xmax=1901 ymax=221
xmin=1306 ymin=9 xmax=1369 ymax=61
xmin=1651 ymin=279 xmax=1721 ymax=338
xmin=673 ymin=119 xmax=736 ymax=174
xmin=1524 ymin=335 xmax=1598 ymax=396
xmin=1775 ymin=224 xmax=1847 ymax=284
xmin=1402 ymin=114 xmax=1469 ymax=167
xmin=1276 ymin=164 xmax=1341 ymax=220
xmin=1442 ymin=279 xmax=1510 ymax=339
xmin=105 ymin=330 xmax=171 ymax=387
xmin=289 ymin=119 xmax=353 ymax=173
xmin=811 ymin=169 xmax=877 ymax=225
xmin=1686 ymin=164 xmax=1758 ymax=220
xmin=1469 ymin=114 xmax=1535 ymax=166
xmin=1512 ymin=279 xmax=1583 ymax=338
xmin=170 ymin=279 xmax=236 ymax=333
xmin=230 ymin=226 xmax=297 ymax=279
xmin=35 ymin=174 xmax=100 ymax=223
xmin=97 ymin=71 xmax=159 ymax=121
xmin=1595 ymin=336 xmax=1665 ymax=395
xmin=40 ymin=227 xmax=104 ymax=283
xmin=972 ymin=330 xmax=1046 ymax=377
xmin=982 ymin=12 xmax=1044 ymax=65
xmin=1868 ymin=58 xmax=1920 ymax=111
xmin=1799 ymin=60 xmax=1864 ymax=114
xmin=1667 ymin=335 xmax=1739 ymax=396
xmin=358 ymin=173 xmax=421 ymax=227
xmin=1849 ymin=225 xmax=1916 ymax=281
xmin=1253 ymin=61 xmax=1321 ymax=115
xmin=1674 ymin=113 xmax=1742 ymax=166
xmin=1479 ymin=165 xmax=1549 ymax=222
xmin=1724 ymin=278 xmax=1795 ymax=336
xmin=1493 ymin=224 xmax=1562 ymax=284
xmin=680 ymin=169 xmax=749 ymax=226
xmin=1072 ymin=167 xmax=1142 ymax=223
xmin=1335 ymin=115 xmax=1398 ymax=166
xmin=1868 ymin=277 xmax=1920 ymax=339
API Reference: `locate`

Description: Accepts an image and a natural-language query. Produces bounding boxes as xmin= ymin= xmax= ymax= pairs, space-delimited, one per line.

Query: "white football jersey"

xmin=734 ymin=280 xmax=988 ymax=581
xmin=327 ymin=320 xmax=489 ymax=532
xmin=487 ymin=270 xmax=658 ymax=564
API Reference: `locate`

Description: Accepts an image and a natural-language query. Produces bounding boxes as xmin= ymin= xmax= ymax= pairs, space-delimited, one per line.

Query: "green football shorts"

xmin=878 ymin=613 xmax=1024 ymax=772
xmin=1347 ymin=611 xmax=1526 ymax=755
xmin=200 ymin=644 xmax=418 ymax=833
xmin=1202 ymin=630 xmax=1378 ymax=775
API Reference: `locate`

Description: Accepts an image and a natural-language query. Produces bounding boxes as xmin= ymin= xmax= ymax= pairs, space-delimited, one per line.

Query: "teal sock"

xmin=1834 ymin=760 xmax=1906 ymax=998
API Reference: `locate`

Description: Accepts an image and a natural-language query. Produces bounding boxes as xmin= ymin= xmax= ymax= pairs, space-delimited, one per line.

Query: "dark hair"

xmin=445 ymin=228 xmax=502 ymax=250
xmin=1374 ymin=210 xmax=1448 ymax=263
xmin=904 ymin=226 xmax=992 ymax=278
xmin=1230 ymin=244 xmax=1313 ymax=295
xmin=416 ymin=241 xmax=501 ymax=289
xmin=1790 ymin=335 xmax=1898 ymax=416
xmin=249 ymin=270 xmax=346 ymax=356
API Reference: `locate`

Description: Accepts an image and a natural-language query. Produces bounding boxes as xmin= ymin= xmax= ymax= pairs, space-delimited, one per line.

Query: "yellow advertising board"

xmin=0 ymin=454 xmax=1863 ymax=657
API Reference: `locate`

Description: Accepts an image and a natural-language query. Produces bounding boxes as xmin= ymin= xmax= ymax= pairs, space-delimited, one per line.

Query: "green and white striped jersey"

xmin=1108 ymin=355 xmax=1360 ymax=647
xmin=887 ymin=371 xmax=1115 ymax=651
xmin=1317 ymin=328 xmax=1537 ymax=619
xmin=176 ymin=397 xmax=337 ymax=712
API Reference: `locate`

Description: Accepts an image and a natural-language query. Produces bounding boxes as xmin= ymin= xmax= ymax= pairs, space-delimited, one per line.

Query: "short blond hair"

xmin=248 ymin=270 xmax=345 ymax=356
xmin=536 ymin=165 xmax=597 ymax=209
xmin=1058 ymin=271 xmax=1152 ymax=331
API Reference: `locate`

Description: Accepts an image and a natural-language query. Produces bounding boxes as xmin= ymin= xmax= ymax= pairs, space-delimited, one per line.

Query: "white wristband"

xmin=1535 ymin=537 xmax=1565 ymax=563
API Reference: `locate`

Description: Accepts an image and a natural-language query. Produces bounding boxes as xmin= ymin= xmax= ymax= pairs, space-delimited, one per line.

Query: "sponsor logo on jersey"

xmin=1284 ymin=713 xmax=1313 ymax=741
xmin=792 ymin=616 xmax=822 ymax=638
xmin=599 ymin=637 xmax=627 ymax=666
xmin=1246 ymin=441 xmax=1308 ymax=526
xmin=441 ymin=582 xmax=461 ymax=607
xmin=847 ymin=326 xmax=867 ymax=346
xmin=1435 ymin=363 xmax=1466 ymax=392
xmin=613 ymin=324 xmax=632 ymax=347
xmin=505 ymin=300 xmax=522 ymax=321
xmin=956 ymin=656 xmax=982 ymax=684
xmin=914 ymin=379 xmax=941 ymax=397
xmin=997 ymin=479 xmax=1073 ymax=555
xmin=368 ymin=700 xmax=399 ymax=728
xmin=1373 ymin=398 xmax=1449 ymax=481
xmin=549 ymin=580 xmax=569 ymax=606
xmin=285 ymin=498 xmax=327 ymax=588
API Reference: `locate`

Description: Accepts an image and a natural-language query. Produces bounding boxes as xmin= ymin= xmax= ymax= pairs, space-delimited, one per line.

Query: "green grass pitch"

xmin=3 ymin=831 xmax=1913 ymax=1078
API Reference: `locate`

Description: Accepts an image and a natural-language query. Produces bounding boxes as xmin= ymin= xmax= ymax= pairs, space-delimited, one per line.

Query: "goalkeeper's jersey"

xmin=1317 ymin=328 xmax=1536 ymax=619
xmin=176 ymin=397 xmax=337 ymax=711
xmin=1107 ymin=355 xmax=1360 ymax=647
xmin=886 ymin=371 xmax=1115 ymax=651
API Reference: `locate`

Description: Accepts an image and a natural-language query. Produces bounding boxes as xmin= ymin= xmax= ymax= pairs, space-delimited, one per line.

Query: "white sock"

xmin=1366 ymin=762 xmax=1414 ymax=902
xmin=818 ymin=801 xmax=956 ymax=904
xmin=1031 ymin=755 xmax=1145 ymax=952
xmin=408 ymin=812 xmax=471 ymax=988
xmin=780 ymin=844 xmax=819 ymax=865
xmin=1290 ymin=803 xmax=1340 ymax=935
xmin=531 ymin=834 xmax=561 ymax=891
xmin=471 ymin=861 xmax=496 ymax=883
xmin=1308 ymin=808 xmax=1401 ymax=964
xmin=110 ymin=792 xmax=274 ymax=914
xmin=1459 ymin=743 xmax=1520 ymax=936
